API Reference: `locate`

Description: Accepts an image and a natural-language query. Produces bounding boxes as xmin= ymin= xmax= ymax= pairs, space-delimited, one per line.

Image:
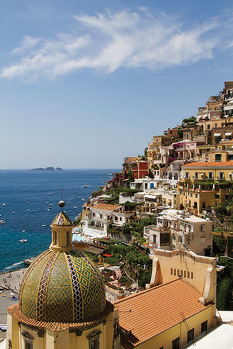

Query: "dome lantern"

xmin=50 ymin=201 xmax=73 ymax=252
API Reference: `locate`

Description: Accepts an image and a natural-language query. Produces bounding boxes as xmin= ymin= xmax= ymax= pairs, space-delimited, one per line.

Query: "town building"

xmin=179 ymin=161 xmax=233 ymax=214
xmin=144 ymin=209 xmax=212 ymax=256
xmin=83 ymin=203 xmax=137 ymax=237
xmin=114 ymin=250 xmax=218 ymax=349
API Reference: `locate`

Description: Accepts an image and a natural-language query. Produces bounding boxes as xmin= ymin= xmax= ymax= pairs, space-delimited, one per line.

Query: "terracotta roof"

xmin=92 ymin=204 xmax=120 ymax=211
xmin=114 ymin=279 xmax=212 ymax=348
xmin=183 ymin=161 xmax=233 ymax=168
xmin=7 ymin=301 xmax=114 ymax=332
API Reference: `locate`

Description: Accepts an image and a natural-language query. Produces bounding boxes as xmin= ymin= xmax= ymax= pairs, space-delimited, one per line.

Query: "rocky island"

xmin=31 ymin=167 xmax=63 ymax=171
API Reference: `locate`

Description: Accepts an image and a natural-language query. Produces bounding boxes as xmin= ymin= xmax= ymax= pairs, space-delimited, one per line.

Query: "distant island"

xmin=31 ymin=167 xmax=63 ymax=171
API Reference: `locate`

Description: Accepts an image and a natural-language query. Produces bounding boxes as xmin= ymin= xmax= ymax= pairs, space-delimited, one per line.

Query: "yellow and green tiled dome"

xmin=19 ymin=207 xmax=106 ymax=323
xmin=19 ymin=249 xmax=106 ymax=323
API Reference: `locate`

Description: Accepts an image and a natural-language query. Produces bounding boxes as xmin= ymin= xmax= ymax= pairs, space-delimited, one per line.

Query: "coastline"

xmin=0 ymin=268 xmax=26 ymax=339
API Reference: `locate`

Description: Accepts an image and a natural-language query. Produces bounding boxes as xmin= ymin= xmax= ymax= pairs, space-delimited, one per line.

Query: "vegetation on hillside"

xmin=216 ymin=257 xmax=233 ymax=310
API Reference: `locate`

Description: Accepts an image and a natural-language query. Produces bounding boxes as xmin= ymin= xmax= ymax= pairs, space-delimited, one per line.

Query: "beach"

xmin=0 ymin=268 xmax=26 ymax=339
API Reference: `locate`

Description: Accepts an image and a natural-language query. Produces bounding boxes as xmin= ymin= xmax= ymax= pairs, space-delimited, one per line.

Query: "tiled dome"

xmin=19 ymin=249 xmax=106 ymax=323
xmin=19 ymin=208 xmax=106 ymax=323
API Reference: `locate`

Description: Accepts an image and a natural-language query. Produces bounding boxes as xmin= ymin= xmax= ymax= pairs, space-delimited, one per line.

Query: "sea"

xmin=0 ymin=169 xmax=118 ymax=272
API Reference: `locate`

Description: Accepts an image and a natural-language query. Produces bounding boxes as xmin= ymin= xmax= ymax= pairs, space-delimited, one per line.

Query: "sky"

xmin=1 ymin=0 xmax=233 ymax=169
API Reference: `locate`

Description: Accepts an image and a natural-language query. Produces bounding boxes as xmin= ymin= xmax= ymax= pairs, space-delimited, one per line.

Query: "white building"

xmin=144 ymin=209 xmax=212 ymax=256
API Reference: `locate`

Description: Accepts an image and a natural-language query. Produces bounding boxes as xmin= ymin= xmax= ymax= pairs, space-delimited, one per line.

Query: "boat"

xmin=73 ymin=195 xmax=76 ymax=197
xmin=19 ymin=239 xmax=27 ymax=243
xmin=84 ymin=185 xmax=87 ymax=188
xmin=2 ymin=203 xmax=5 ymax=206
xmin=12 ymin=212 xmax=15 ymax=214
xmin=0 ymin=220 xmax=5 ymax=224
xmin=74 ymin=206 xmax=77 ymax=209
xmin=82 ymin=198 xmax=85 ymax=201
xmin=42 ymin=225 xmax=46 ymax=227
xmin=49 ymin=193 xmax=52 ymax=196
xmin=22 ymin=230 xmax=25 ymax=233
xmin=27 ymin=202 xmax=30 ymax=204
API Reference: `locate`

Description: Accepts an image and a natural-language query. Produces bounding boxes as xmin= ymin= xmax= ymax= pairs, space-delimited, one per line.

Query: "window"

xmin=171 ymin=268 xmax=173 ymax=275
xmin=88 ymin=330 xmax=101 ymax=349
xmin=190 ymin=193 xmax=193 ymax=197
xmin=201 ymin=237 xmax=205 ymax=244
xmin=100 ymin=214 xmax=102 ymax=219
xmin=172 ymin=233 xmax=176 ymax=240
xmin=195 ymin=194 xmax=198 ymax=198
xmin=184 ymin=270 xmax=186 ymax=277
xmin=172 ymin=337 xmax=180 ymax=349
xmin=66 ymin=231 xmax=69 ymax=245
xmin=153 ymin=235 xmax=157 ymax=243
xmin=25 ymin=342 xmax=33 ymax=349
xmin=209 ymin=172 xmax=213 ymax=179
xmin=194 ymin=172 xmax=198 ymax=179
xmin=191 ymin=272 xmax=193 ymax=279
xmin=207 ymin=124 xmax=210 ymax=129
xmin=200 ymin=225 xmax=205 ymax=232
xmin=54 ymin=231 xmax=57 ymax=245
xmin=219 ymin=172 xmax=224 ymax=180
xmin=215 ymin=154 xmax=221 ymax=162
xmin=187 ymin=329 xmax=194 ymax=344
xmin=178 ymin=236 xmax=183 ymax=244
xmin=185 ymin=172 xmax=189 ymax=179
xmin=189 ymin=201 xmax=191 ymax=208
xmin=201 ymin=320 xmax=208 ymax=333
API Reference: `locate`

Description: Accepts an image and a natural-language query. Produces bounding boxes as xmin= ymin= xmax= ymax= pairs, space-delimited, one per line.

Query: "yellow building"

xmin=7 ymin=201 xmax=119 ymax=349
xmin=179 ymin=162 xmax=233 ymax=214
xmin=114 ymin=250 xmax=217 ymax=349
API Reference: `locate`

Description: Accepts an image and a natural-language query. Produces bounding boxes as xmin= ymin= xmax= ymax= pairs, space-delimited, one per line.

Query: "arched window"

xmin=172 ymin=233 xmax=176 ymax=240
xmin=54 ymin=231 xmax=57 ymax=245
xmin=178 ymin=236 xmax=183 ymax=244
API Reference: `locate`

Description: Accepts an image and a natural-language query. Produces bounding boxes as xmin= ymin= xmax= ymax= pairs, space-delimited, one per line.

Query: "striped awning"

xmin=214 ymin=133 xmax=221 ymax=137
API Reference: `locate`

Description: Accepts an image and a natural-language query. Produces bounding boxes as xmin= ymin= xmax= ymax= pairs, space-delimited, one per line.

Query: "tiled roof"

xmin=114 ymin=279 xmax=212 ymax=348
xmin=183 ymin=161 xmax=233 ymax=168
xmin=7 ymin=301 xmax=114 ymax=332
xmin=92 ymin=204 xmax=120 ymax=211
xmin=51 ymin=212 xmax=73 ymax=226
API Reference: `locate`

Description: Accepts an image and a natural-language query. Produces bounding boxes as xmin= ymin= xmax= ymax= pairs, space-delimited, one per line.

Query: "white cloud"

xmin=0 ymin=9 xmax=220 ymax=81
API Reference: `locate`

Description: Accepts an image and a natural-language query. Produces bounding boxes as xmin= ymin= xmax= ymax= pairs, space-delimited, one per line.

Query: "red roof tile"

xmin=92 ymin=204 xmax=120 ymax=211
xmin=114 ymin=279 xmax=212 ymax=348
xmin=183 ymin=161 xmax=233 ymax=168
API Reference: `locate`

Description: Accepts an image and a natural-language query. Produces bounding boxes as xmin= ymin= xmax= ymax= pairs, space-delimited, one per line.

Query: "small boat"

xmin=84 ymin=185 xmax=87 ymax=188
xmin=49 ymin=193 xmax=52 ymax=196
xmin=82 ymin=198 xmax=85 ymax=201
xmin=19 ymin=239 xmax=27 ymax=243
xmin=73 ymin=195 xmax=76 ymax=197
xmin=2 ymin=203 xmax=5 ymax=206
xmin=46 ymin=201 xmax=48 ymax=204
xmin=68 ymin=202 xmax=70 ymax=204
xmin=27 ymin=209 xmax=30 ymax=211
xmin=13 ymin=226 xmax=16 ymax=228
xmin=42 ymin=225 xmax=46 ymax=227
xmin=27 ymin=202 xmax=30 ymax=204
xmin=0 ymin=220 xmax=5 ymax=224
xmin=12 ymin=212 xmax=15 ymax=214
xmin=47 ymin=209 xmax=50 ymax=211
xmin=22 ymin=230 xmax=25 ymax=233
xmin=74 ymin=206 xmax=77 ymax=209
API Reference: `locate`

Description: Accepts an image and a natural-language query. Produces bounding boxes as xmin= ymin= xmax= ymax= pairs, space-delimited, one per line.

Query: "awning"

xmin=214 ymin=133 xmax=221 ymax=137
xmin=225 ymin=133 xmax=232 ymax=136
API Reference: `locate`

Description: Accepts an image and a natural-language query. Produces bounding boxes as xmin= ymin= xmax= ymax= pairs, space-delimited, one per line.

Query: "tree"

xmin=182 ymin=116 xmax=197 ymax=124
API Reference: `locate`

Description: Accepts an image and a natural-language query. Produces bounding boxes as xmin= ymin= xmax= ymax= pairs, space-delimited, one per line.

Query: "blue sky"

xmin=1 ymin=0 xmax=233 ymax=169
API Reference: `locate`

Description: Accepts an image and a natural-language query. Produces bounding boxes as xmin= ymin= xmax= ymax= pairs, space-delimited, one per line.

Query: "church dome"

xmin=19 ymin=210 xmax=106 ymax=323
